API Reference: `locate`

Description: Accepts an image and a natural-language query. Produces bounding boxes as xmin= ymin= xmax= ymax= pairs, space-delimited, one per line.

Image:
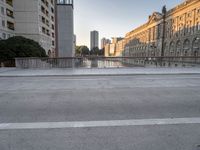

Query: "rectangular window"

xmin=41 ymin=6 xmax=45 ymax=14
xmin=1 ymin=7 xmax=4 ymax=15
xmin=41 ymin=16 xmax=45 ymax=24
xmin=46 ymin=10 xmax=49 ymax=17
xmin=2 ymin=20 xmax=5 ymax=27
xmin=42 ymin=27 xmax=45 ymax=34
xmin=6 ymin=8 xmax=14 ymax=18
xmin=46 ymin=1 xmax=49 ymax=7
xmin=46 ymin=29 xmax=50 ymax=36
xmin=7 ymin=21 xmax=14 ymax=30
xmin=51 ymin=16 xmax=54 ymax=22
xmin=2 ymin=33 xmax=6 ymax=39
xmin=197 ymin=22 xmax=200 ymax=31
xmin=51 ymin=7 xmax=54 ymax=13
xmin=46 ymin=20 xmax=49 ymax=26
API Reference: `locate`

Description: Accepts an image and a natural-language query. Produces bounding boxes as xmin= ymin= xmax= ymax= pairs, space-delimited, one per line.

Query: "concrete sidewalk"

xmin=0 ymin=67 xmax=200 ymax=77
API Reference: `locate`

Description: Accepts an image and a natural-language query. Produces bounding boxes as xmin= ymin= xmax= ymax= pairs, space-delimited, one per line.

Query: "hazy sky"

xmin=74 ymin=0 xmax=184 ymax=47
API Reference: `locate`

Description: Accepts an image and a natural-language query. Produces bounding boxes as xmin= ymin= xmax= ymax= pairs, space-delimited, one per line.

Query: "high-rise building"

xmin=90 ymin=30 xmax=99 ymax=50
xmin=0 ymin=0 xmax=56 ymax=57
xmin=0 ymin=0 xmax=15 ymax=40
xmin=14 ymin=0 xmax=56 ymax=57
xmin=101 ymin=38 xmax=111 ymax=49
xmin=56 ymin=0 xmax=74 ymax=57
xmin=104 ymin=37 xmax=124 ymax=57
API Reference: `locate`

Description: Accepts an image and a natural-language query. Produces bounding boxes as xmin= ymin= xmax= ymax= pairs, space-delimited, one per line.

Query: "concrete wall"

xmin=57 ymin=4 xmax=74 ymax=57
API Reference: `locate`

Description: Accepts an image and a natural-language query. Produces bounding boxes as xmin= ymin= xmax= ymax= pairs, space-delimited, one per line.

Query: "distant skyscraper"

xmin=56 ymin=0 xmax=74 ymax=57
xmin=101 ymin=38 xmax=111 ymax=49
xmin=90 ymin=30 xmax=99 ymax=50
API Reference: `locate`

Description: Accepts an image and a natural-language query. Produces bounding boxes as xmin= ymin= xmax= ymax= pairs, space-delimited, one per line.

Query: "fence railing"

xmin=14 ymin=56 xmax=200 ymax=69
xmin=0 ymin=59 xmax=16 ymax=67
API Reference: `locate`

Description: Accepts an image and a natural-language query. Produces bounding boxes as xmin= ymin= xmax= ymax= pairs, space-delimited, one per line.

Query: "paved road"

xmin=0 ymin=75 xmax=200 ymax=150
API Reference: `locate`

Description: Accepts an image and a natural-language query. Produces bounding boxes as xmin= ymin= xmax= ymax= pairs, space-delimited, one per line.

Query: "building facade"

xmin=0 ymin=0 xmax=15 ymax=40
xmin=90 ymin=30 xmax=99 ymax=50
xmin=101 ymin=38 xmax=111 ymax=49
xmin=56 ymin=0 xmax=74 ymax=57
xmin=14 ymin=0 xmax=56 ymax=57
xmin=123 ymin=0 xmax=200 ymax=58
xmin=0 ymin=0 xmax=56 ymax=57
xmin=105 ymin=37 xmax=124 ymax=57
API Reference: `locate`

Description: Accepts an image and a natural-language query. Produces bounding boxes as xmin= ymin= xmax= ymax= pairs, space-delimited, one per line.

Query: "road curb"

xmin=0 ymin=73 xmax=200 ymax=77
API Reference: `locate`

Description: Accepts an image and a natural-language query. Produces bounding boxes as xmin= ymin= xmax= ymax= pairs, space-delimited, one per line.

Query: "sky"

xmin=74 ymin=0 xmax=184 ymax=47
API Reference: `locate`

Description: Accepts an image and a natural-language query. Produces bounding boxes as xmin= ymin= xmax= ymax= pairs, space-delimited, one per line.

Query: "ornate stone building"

xmin=123 ymin=0 xmax=200 ymax=58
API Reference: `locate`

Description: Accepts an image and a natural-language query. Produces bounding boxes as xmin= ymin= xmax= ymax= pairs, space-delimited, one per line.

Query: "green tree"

xmin=75 ymin=45 xmax=89 ymax=56
xmin=0 ymin=36 xmax=47 ymax=60
xmin=75 ymin=46 xmax=81 ymax=56
xmin=98 ymin=48 xmax=105 ymax=56
xmin=90 ymin=47 xmax=100 ymax=56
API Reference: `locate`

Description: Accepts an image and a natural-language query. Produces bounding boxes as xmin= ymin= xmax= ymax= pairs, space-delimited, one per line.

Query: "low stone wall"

xmin=15 ymin=58 xmax=74 ymax=69
xmin=15 ymin=57 xmax=200 ymax=69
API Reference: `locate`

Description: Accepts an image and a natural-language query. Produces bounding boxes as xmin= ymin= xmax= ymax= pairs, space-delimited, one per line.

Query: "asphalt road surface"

xmin=0 ymin=74 xmax=200 ymax=150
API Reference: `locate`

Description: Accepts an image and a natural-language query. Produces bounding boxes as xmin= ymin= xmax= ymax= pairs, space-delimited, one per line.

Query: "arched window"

xmin=48 ymin=50 xmax=52 ymax=57
xmin=163 ymin=43 xmax=168 ymax=56
xmin=169 ymin=41 xmax=175 ymax=56
xmin=176 ymin=41 xmax=181 ymax=56
xmin=183 ymin=39 xmax=190 ymax=56
xmin=192 ymin=38 xmax=200 ymax=57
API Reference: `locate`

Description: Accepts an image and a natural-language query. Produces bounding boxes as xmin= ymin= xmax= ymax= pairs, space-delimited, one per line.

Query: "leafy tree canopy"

xmin=0 ymin=36 xmax=47 ymax=60
xmin=75 ymin=45 xmax=90 ymax=56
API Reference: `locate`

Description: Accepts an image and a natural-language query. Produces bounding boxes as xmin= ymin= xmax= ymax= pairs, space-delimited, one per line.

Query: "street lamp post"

xmin=194 ymin=37 xmax=200 ymax=64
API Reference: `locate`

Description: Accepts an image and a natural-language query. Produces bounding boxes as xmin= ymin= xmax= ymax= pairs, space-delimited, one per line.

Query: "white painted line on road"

xmin=0 ymin=118 xmax=200 ymax=130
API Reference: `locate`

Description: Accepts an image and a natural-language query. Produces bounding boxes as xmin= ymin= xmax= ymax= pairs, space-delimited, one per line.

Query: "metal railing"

xmin=14 ymin=56 xmax=200 ymax=69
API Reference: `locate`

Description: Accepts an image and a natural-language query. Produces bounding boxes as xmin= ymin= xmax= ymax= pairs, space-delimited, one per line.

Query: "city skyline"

xmin=74 ymin=0 xmax=184 ymax=47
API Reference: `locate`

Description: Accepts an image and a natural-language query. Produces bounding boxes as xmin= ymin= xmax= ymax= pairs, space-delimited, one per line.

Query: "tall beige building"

xmin=0 ymin=0 xmax=56 ymax=57
xmin=123 ymin=0 xmax=200 ymax=58
xmin=105 ymin=37 xmax=124 ymax=57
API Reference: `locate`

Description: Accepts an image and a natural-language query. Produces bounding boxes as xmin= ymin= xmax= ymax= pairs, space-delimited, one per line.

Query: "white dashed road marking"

xmin=0 ymin=118 xmax=200 ymax=130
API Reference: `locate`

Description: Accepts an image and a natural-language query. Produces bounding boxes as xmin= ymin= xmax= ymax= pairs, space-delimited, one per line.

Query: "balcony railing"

xmin=15 ymin=56 xmax=200 ymax=69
